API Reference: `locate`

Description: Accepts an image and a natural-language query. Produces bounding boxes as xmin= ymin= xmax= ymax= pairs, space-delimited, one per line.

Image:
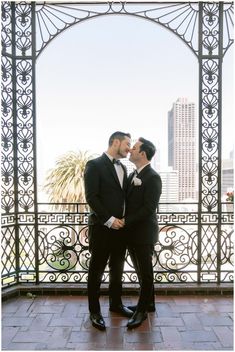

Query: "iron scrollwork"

xmin=39 ymin=224 xmax=89 ymax=272
xmin=1 ymin=2 xmax=14 ymax=214
xmin=1 ymin=2 xmax=234 ymax=287
xmin=35 ymin=2 xmax=200 ymax=57
xmin=15 ymin=1 xmax=35 ymax=212
xmin=21 ymin=208 xmax=231 ymax=285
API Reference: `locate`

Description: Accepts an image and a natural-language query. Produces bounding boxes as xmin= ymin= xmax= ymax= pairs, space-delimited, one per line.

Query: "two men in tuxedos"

xmin=84 ymin=132 xmax=162 ymax=330
xmin=84 ymin=131 xmax=133 ymax=330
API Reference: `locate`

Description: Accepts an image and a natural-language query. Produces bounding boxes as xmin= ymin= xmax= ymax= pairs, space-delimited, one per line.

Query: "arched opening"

xmin=36 ymin=14 xmax=199 ymax=208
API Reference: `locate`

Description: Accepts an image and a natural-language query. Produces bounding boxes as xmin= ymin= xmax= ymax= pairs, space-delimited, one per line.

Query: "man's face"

xmin=116 ymin=136 xmax=131 ymax=158
xmin=129 ymin=141 xmax=143 ymax=163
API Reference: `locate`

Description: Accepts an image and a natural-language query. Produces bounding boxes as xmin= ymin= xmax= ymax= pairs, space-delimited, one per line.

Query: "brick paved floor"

xmin=2 ymin=294 xmax=233 ymax=350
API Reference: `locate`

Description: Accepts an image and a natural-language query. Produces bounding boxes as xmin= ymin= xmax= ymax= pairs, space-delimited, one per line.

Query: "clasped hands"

xmin=111 ymin=218 xmax=125 ymax=230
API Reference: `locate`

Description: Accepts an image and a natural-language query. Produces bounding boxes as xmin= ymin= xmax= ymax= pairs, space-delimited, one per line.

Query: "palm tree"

xmin=44 ymin=150 xmax=94 ymax=211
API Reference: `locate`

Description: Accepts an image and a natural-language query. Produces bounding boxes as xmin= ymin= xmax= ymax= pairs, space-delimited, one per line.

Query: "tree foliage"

xmin=44 ymin=150 xmax=94 ymax=210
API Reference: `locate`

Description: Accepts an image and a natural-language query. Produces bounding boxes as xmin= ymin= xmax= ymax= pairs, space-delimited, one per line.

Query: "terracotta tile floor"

xmin=2 ymin=294 xmax=233 ymax=350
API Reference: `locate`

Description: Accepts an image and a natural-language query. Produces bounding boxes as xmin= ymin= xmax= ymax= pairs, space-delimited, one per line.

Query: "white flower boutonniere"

xmin=133 ymin=177 xmax=142 ymax=186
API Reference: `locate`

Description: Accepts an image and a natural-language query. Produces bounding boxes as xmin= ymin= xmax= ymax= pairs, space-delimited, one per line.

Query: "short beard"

xmin=116 ymin=147 xmax=125 ymax=159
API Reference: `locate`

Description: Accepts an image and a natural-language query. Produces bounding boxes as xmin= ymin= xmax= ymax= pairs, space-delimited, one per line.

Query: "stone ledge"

xmin=2 ymin=283 xmax=233 ymax=301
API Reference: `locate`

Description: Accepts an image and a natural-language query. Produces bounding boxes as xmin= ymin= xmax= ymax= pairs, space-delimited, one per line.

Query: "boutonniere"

xmin=133 ymin=176 xmax=142 ymax=186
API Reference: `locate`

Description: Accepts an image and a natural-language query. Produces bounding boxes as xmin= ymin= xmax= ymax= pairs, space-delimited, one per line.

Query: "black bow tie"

xmin=113 ymin=159 xmax=121 ymax=165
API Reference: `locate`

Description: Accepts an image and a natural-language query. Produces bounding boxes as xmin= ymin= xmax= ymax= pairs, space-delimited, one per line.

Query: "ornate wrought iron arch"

xmin=34 ymin=2 xmax=233 ymax=59
xmin=35 ymin=2 xmax=200 ymax=58
xmin=1 ymin=1 xmax=234 ymax=287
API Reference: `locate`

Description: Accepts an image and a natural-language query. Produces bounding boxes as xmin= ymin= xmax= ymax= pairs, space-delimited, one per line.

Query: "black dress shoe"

xmin=90 ymin=313 xmax=106 ymax=331
xmin=127 ymin=304 xmax=156 ymax=312
xmin=109 ymin=304 xmax=133 ymax=318
xmin=127 ymin=311 xmax=147 ymax=329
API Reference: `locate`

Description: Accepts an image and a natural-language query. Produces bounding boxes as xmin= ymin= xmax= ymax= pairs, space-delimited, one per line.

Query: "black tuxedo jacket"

xmin=84 ymin=153 xmax=128 ymax=226
xmin=125 ymin=164 xmax=162 ymax=245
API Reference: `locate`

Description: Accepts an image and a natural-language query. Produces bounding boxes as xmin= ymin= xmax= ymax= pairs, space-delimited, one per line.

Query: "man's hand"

xmin=111 ymin=218 xmax=125 ymax=230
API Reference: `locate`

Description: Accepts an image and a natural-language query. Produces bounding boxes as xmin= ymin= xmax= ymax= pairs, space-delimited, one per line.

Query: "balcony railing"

xmin=1 ymin=202 xmax=233 ymax=289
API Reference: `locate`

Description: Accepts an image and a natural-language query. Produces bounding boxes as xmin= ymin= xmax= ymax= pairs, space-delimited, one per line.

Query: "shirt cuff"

xmin=104 ymin=216 xmax=115 ymax=228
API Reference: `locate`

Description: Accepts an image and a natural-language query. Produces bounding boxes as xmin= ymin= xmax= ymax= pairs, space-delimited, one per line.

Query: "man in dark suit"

xmin=124 ymin=137 xmax=162 ymax=329
xmin=84 ymin=131 xmax=133 ymax=331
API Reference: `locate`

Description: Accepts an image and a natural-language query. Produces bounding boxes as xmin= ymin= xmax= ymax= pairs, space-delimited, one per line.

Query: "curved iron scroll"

xmin=34 ymin=2 xmax=233 ymax=59
xmin=35 ymin=2 xmax=199 ymax=57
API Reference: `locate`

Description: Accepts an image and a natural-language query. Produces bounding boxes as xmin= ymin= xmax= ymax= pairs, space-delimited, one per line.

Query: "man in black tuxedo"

xmin=124 ymin=137 xmax=162 ymax=329
xmin=84 ymin=131 xmax=133 ymax=330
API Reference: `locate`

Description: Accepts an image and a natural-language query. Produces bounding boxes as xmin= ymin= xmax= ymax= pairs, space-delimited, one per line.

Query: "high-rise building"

xmin=222 ymin=154 xmax=234 ymax=198
xmin=168 ymin=97 xmax=196 ymax=201
xmin=159 ymin=168 xmax=179 ymax=212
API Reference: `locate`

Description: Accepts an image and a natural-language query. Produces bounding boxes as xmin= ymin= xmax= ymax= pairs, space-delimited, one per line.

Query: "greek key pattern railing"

xmin=1 ymin=204 xmax=233 ymax=287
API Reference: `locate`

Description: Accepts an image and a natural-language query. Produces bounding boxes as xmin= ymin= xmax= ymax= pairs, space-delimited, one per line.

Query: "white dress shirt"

xmin=104 ymin=153 xmax=124 ymax=228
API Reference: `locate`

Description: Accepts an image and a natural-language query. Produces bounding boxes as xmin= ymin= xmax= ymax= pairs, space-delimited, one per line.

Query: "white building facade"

xmin=168 ymin=98 xmax=197 ymax=201
xmin=159 ymin=168 xmax=179 ymax=212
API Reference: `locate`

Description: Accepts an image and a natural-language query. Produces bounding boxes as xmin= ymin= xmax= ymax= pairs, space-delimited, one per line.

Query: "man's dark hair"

xmin=139 ymin=137 xmax=156 ymax=161
xmin=108 ymin=131 xmax=131 ymax=146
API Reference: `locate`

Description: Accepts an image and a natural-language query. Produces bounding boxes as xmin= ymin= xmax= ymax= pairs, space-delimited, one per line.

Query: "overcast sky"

xmin=36 ymin=12 xmax=234 ymax=194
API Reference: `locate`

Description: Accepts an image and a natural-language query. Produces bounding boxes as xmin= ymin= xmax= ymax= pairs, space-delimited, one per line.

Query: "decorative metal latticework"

xmin=1 ymin=1 xmax=234 ymax=288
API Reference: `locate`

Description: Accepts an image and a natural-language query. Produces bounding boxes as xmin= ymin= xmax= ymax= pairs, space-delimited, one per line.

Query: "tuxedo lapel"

xmin=122 ymin=167 xmax=128 ymax=191
xmin=127 ymin=171 xmax=135 ymax=195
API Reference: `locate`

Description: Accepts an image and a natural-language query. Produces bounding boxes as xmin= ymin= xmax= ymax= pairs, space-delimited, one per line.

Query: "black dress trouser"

xmin=128 ymin=244 xmax=155 ymax=312
xmin=88 ymin=225 xmax=126 ymax=314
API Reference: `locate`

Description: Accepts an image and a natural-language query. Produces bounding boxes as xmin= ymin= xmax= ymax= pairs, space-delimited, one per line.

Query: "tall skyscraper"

xmin=168 ymin=97 xmax=196 ymax=201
